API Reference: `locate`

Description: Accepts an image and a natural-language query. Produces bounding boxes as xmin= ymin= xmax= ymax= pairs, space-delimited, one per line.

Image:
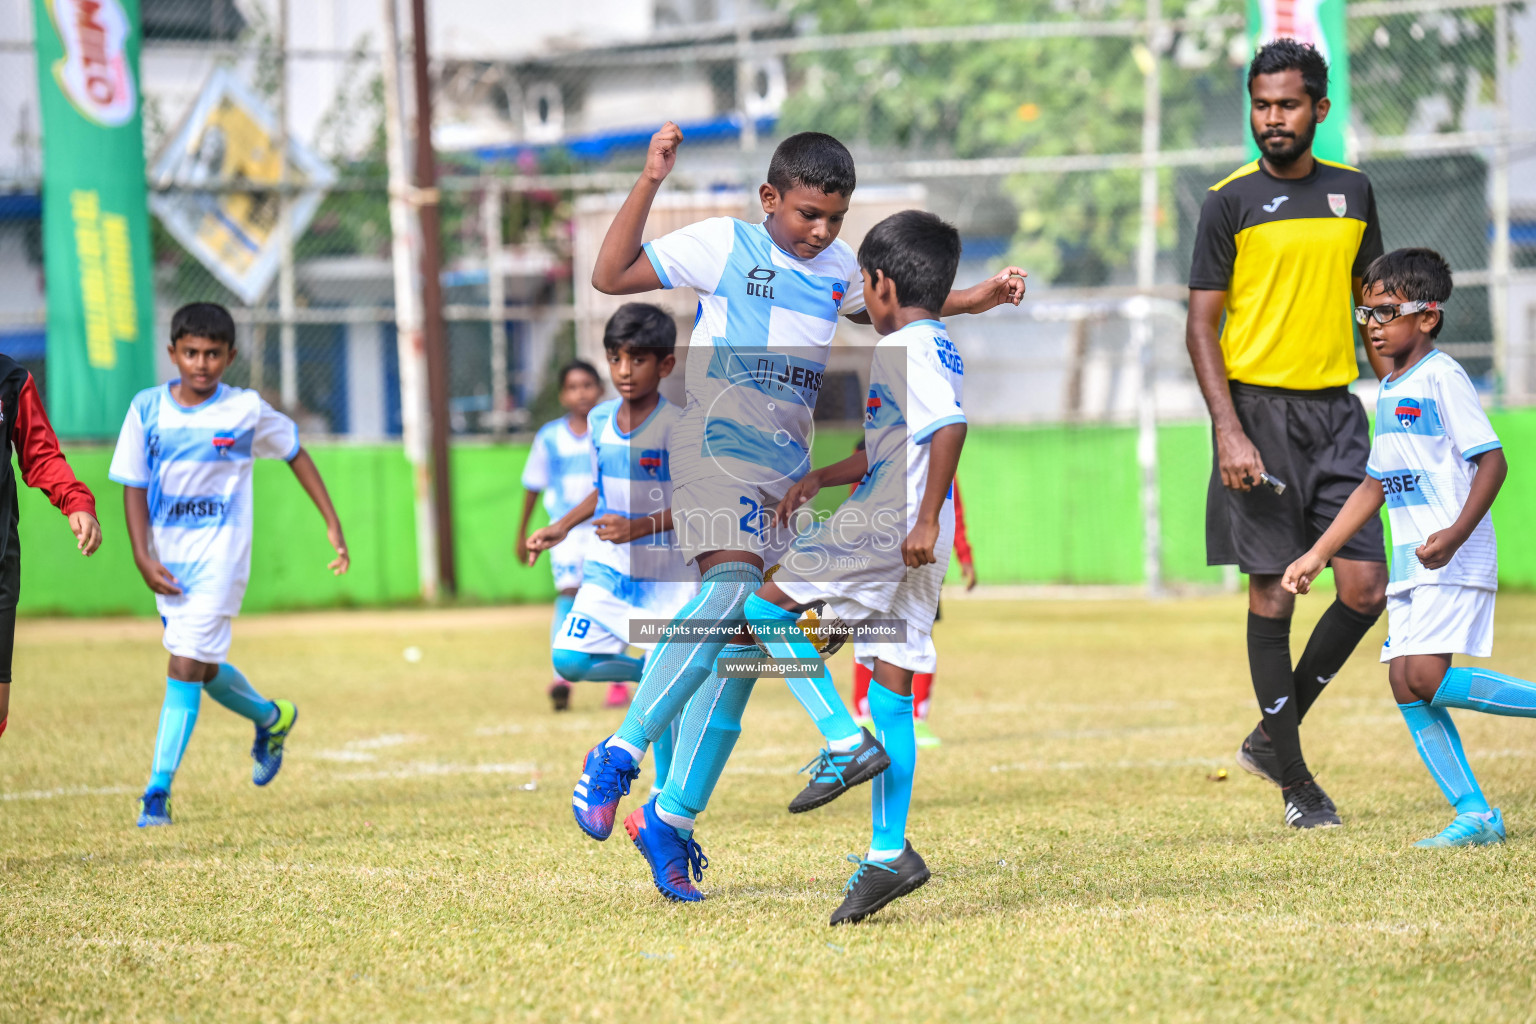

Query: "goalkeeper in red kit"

xmin=846 ymin=437 xmax=975 ymax=747
xmin=0 ymin=353 xmax=103 ymax=741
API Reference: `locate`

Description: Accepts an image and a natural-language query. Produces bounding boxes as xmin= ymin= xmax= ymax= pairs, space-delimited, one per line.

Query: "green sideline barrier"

xmin=15 ymin=411 xmax=1536 ymax=616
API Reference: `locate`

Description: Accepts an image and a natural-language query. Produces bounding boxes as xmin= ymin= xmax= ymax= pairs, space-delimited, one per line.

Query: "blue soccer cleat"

xmin=624 ymin=796 xmax=708 ymax=903
xmin=252 ymin=700 xmax=298 ymax=787
xmin=573 ymin=738 xmax=640 ymax=841
xmin=1414 ymin=809 xmax=1506 ymax=848
xmin=137 ymin=788 xmax=172 ymax=828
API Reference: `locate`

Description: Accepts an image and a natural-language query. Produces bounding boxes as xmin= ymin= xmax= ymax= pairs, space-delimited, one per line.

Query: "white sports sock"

xmin=829 ymin=732 xmax=863 ymax=753
xmin=608 ymin=735 xmax=645 ymax=762
xmin=867 ymin=846 xmax=904 ymax=862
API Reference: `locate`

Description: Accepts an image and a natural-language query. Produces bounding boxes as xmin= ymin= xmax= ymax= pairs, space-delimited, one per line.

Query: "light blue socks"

xmin=743 ymin=593 xmax=861 ymax=746
xmin=868 ymin=680 xmax=916 ymax=859
xmin=148 ymin=678 xmax=202 ymax=793
xmin=1398 ymin=701 xmax=1490 ymax=814
xmin=551 ymin=593 xmax=576 ymax=656
xmin=655 ymin=644 xmax=760 ymax=834
xmin=1434 ymin=667 xmax=1536 ymax=718
xmin=651 ymin=715 xmax=680 ymax=794
xmin=204 ymin=663 xmax=278 ymax=727
xmin=613 ymin=561 xmax=762 ymax=753
xmin=551 ymin=649 xmax=646 ymax=683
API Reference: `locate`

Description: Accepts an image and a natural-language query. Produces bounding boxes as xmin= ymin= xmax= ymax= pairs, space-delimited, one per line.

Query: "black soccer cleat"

xmin=1283 ymin=779 xmax=1342 ymax=829
xmin=788 ymin=727 xmax=890 ymax=814
xmin=830 ymin=841 xmax=931 ymax=925
xmin=1236 ymin=725 xmax=1284 ymax=788
xmin=548 ymin=681 xmax=571 ymax=712
xmin=1239 ymin=725 xmax=1336 ymax=813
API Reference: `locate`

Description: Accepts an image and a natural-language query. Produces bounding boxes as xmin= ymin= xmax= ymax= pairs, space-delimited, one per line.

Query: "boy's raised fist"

xmin=644 ymin=122 xmax=684 ymax=183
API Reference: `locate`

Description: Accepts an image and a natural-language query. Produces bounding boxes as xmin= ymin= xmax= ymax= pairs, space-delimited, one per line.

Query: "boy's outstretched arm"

xmin=526 ymin=489 xmax=600 ymax=564
xmin=288 ymin=448 xmax=349 ymax=575
xmin=124 ymin=487 xmax=181 ymax=595
xmin=1418 ymin=448 xmax=1507 ymax=570
xmin=1282 ymin=477 xmax=1385 ymax=594
xmin=12 ymin=372 xmax=100 ymax=555
xmin=903 ymin=423 xmax=967 ymax=568
xmin=772 ymin=449 xmax=869 ymax=526
xmin=590 ymin=122 xmax=682 ymax=295
xmin=941 ymin=266 xmax=1028 ymax=316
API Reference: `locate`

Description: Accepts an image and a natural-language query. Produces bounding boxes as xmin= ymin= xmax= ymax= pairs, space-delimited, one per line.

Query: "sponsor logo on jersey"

xmin=163 ymin=497 xmax=229 ymax=522
xmin=1328 ymin=193 xmax=1348 ymax=217
xmin=1395 ymin=398 xmax=1422 ymax=428
xmin=752 ymin=357 xmax=824 ymax=394
xmin=1263 ymin=195 xmax=1289 ymax=212
xmin=638 ymin=450 xmax=663 ymax=477
xmin=1380 ymin=471 xmax=1422 ymax=496
xmin=745 ymin=264 xmax=777 ymax=299
xmin=212 ymin=431 xmax=237 ymax=456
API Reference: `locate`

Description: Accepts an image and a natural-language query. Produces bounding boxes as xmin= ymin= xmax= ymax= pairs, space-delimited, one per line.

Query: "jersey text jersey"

xmin=108 ymin=382 xmax=300 ymax=616
xmin=644 ymin=217 xmax=865 ymax=490
xmin=1366 ymin=350 xmax=1500 ymax=594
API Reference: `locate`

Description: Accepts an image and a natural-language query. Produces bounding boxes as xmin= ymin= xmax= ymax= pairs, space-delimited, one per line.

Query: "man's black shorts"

xmin=1206 ymin=382 xmax=1385 ymax=575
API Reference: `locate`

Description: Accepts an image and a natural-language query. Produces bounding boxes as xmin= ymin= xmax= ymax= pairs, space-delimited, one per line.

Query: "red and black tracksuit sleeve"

xmin=0 ymin=354 xmax=97 ymax=685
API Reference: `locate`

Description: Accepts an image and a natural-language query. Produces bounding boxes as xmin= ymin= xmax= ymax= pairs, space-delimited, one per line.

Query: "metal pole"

xmin=1132 ymin=0 xmax=1164 ymax=596
xmin=381 ymin=0 xmax=439 ymax=600
xmin=1490 ymin=0 xmax=1512 ymax=406
xmin=412 ymin=0 xmax=458 ymax=595
xmin=276 ymin=0 xmax=298 ymax=411
xmin=484 ymin=182 xmax=511 ymax=434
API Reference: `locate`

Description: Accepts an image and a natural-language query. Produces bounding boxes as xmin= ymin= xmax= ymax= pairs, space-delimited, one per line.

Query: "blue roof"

xmin=472 ymin=113 xmax=779 ymax=164
xmin=0 ymin=193 xmax=41 ymax=222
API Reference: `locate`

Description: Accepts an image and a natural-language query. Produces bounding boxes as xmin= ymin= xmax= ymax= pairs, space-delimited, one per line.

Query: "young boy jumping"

xmin=517 ymin=360 xmax=610 ymax=711
xmin=571 ymin=121 xmax=1025 ymax=864
xmin=527 ymin=303 xmax=699 ymax=795
xmin=1283 ymin=248 xmax=1526 ymax=846
xmin=110 ymin=303 xmax=349 ymax=828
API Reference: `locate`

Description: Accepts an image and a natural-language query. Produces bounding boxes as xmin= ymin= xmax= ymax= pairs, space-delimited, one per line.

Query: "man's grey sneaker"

xmin=830 ymin=841 xmax=931 ymax=926
xmin=1283 ymin=779 xmax=1342 ymax=829
xmin=788 ymin=727 xmax=890 ymax=814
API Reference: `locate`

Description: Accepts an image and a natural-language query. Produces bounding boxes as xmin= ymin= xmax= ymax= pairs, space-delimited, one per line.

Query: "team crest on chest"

xmin=1328 ymin=193 xmax=1348 ymax=217
xmin=865 ymin=392 xmax=882 ymax=422
xmin=1395 ymin=398 xmax=1422 ymax=428
xmin=638 ymin=450 xmax=663 ymax=477
xmin=212 ymin=430 xmax=237 ymax=456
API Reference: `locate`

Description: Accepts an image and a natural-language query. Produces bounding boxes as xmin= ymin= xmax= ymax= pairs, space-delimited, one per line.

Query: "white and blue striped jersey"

xmin=521 ymin=416 xmax=595 ymax=521
xmin=858 ymin=319 xmax=968 ymax=532
xmin=1366 ymin=350 xmax=1501 ymax=594
xmin=643 ymin=217 xmax=865 ymax=489
xmin=583 ymin=397 xmax=693 ymax=599
xmin=108 ymin=382 xmax=301 ymax=616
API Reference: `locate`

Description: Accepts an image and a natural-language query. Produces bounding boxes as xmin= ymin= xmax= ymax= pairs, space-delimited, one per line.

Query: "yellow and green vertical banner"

xmin=1246 ymin=0 xmax=1352 ymax=164
xmin=32 ymin=0 xmax=156 ymax=437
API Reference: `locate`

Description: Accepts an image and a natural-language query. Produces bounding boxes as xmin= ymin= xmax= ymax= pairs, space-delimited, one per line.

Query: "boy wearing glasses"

xmin=1284 ymin=248 xmax=1523 ymax=848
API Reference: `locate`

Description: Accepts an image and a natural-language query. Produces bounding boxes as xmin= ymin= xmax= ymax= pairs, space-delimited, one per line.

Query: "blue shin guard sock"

xmin=551 ymin=649 xmax=646 ymax=683
xmin=613 ymin=562 xmax=762 ymax=753
xmin=1434 ymin=667 xmax=1536 ymax=718
xmin=656 ymin=644 xmax=760 ymax=832
xmin=867 ymin=680 xmax=916 ymax=858
xmin=551 ymin=593 xmax=576 ymax=651
xmin=651 ymin=715 xmax=680 ymax=794
xmin=744 ymin=593 xmax=860 ymax=747
xmin=1399 ymin=701 xmax=1491 ymax=814
xmin=204 ymin=663 xmax=278 ymax=727
xmin=148 ymin=679 xmax=203 ymax=792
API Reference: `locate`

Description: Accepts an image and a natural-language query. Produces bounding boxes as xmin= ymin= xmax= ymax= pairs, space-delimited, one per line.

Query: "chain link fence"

xmin=0 ymin=0 xmax=1529 ymax=586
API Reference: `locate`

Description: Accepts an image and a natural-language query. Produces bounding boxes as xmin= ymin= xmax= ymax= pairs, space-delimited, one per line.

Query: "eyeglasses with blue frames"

xmin=1353 ymin=300 xmax=1444 ymax=325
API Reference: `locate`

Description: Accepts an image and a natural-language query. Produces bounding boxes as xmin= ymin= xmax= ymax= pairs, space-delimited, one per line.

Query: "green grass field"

xmin=5 ymin=594 xmax=1536 ymax=1023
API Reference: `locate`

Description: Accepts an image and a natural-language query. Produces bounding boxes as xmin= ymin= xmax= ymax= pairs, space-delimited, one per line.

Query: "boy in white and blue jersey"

xmin=517 ymin=361 xmax=603 ymax=710
xmin=1286 ymin=249 xmax=1531 ymax=848
xmin=527 ymin=306 xmax=701 ymax=811
xmin=573 ymin=124 xmax=1026 ymax=881
xmin=109 ymin=303 xmax=349 ymax=828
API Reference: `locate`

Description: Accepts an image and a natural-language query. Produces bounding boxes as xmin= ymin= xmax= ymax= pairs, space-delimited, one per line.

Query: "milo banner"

xmin=32 ymin=0 xmax=157 ymax=438
xmin=1246 ymin=0 xmax=1352 ymax=164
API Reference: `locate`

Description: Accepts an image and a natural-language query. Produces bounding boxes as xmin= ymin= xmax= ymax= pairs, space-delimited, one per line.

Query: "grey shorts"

xmin=1205 ymin=382 xmax=1386 ymax=575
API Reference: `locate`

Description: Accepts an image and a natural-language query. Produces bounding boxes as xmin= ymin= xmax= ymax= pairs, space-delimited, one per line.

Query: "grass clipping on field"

xmin=4 ymin=597 xmax=1536 ymax=1023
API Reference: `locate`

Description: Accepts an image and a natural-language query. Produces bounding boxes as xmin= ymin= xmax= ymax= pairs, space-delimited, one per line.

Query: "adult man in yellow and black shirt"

xmin=1187 ymin=40 xmax=1388 ymax=831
